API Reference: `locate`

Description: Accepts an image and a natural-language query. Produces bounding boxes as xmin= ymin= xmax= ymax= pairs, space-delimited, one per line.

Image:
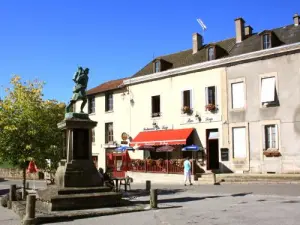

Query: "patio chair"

xmin=119 ymin=176 xmax=133 ymax=191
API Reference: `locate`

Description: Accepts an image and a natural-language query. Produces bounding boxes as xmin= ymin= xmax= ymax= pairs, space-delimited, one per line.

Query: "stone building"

xmin=76 ymin=13 xmax=300 ymax=179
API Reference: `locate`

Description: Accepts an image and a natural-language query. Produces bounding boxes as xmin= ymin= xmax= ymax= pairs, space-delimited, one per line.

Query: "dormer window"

xmin=153 ymin=59 xmax=172 ymax=73
xmin=155 ymin=60 xmax=161 ymax=73
xmin=263 ymin=34 xmax=271 ymax=49
xmin=208 ymin=47 xmax=215 ymax=61
xmin=259 ymin=30 xmax=281 ymax=50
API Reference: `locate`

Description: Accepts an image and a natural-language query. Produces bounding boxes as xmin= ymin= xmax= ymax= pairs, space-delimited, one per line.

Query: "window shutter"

xmin=151 ymin=96 xmax=154 ymax=114
xmin=262 ymin=126 xmax=267 ymax=150
xmin=158 ymin=96 xmax=161 ymax=113
xmin=261 ymin=77 xmax=276 ymax=102
xmin=232 ymin=127 xmax=247 ymax=158
xmin=105 ymin=95 xmax=108 ymax=111
xmin=205 ymin=87 xmax=208 ymax=105
xmin=232 ymin=82 xmax=245 ymax=108
xmin=189 ymin=90 xmax=193 ymax=108
xmin=214 ymin=86 xmax=217 ymax=106
xmin=181 ymin=91 xmax=184 ymax=109
xmin=274 ymin=125 xmax=278 ymax=149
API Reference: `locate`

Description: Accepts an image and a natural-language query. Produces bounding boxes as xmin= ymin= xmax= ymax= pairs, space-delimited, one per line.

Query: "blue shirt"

xmin=184 ymin=160 xmax=191 ymax=171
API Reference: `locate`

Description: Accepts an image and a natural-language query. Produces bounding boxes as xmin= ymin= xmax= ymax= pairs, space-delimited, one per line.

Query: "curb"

xmin=11 ymin=200 xmax=150 ymax=224
xmin=36 ymin=205 xmax=149 ymax=224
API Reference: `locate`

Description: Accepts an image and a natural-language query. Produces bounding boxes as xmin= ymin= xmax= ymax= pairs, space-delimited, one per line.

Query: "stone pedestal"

xmin=55 ymin=113 xmax=102 ymax=188
xmin=37 ymin=113 xmax=122 ymax=211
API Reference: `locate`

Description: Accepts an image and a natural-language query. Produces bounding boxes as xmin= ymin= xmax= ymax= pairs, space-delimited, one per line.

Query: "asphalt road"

xmin=1 ymin=179 xmax=300 ymax=225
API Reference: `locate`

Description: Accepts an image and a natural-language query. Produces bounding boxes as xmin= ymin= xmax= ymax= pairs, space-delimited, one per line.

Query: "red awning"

xmin=130 ymin=128 xmax=194 ymax=147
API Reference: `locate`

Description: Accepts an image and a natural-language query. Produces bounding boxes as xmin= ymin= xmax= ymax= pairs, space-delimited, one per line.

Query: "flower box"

xmin=263 ymin=150 xmax=281 ymax=157
xmin=182 ymin=106 xmax=193 ymax=115
xmin=205 ymin=104 xmax=216 ymax=111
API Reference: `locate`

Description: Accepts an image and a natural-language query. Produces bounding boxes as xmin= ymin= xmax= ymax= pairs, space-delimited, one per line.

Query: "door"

xmin=106 ymin=153 xmax=126 ymax=178
xmin=206 ymin=129 xmax=220 ymax=170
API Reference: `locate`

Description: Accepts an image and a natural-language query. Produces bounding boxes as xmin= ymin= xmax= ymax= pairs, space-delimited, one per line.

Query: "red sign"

xmin=27 ymin=161 xmax=38 ymax=173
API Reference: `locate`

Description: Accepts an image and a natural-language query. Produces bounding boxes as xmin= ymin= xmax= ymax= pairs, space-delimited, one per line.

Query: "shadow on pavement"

xmin=133 ymin=192 xmax=253 ymax=204
xmin=36 ymin=205 xmax=182 ymax=224
xmin=231 ymin=192 xmax=252 ymax=197
xmin=124 ymin=188 xmax=185 ymax=197
xmin=0 ymin=188 xmax=9 ymax=196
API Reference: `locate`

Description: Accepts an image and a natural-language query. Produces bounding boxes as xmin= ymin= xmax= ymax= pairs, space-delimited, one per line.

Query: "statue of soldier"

xmin=66 ymin=67 xmax=89 ymax=113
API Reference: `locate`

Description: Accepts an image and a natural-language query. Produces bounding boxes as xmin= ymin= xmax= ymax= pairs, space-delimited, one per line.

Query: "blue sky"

xmin=0 ymin=0 xmax=297 ymax=103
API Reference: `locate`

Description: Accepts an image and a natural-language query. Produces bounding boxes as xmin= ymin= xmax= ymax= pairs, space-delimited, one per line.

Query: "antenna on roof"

xmin=196 ymin=18 xmax=207 ymax=36
xmin=152 ymin=52 xmax=155 ymax=59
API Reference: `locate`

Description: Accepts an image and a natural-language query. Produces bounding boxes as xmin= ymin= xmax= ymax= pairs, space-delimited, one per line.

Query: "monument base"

xmin=37 ymin=186 xmax=122 ymax=211
xmin=55 ymin=160 xmax=103 ymax=188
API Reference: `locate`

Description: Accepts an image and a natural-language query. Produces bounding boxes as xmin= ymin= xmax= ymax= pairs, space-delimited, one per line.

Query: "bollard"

xmin=22 ymin=195 xmax=36 ymax=225
xmin=146 ymin=180 xmax=151 ymax=191
xmin=150 ymin=189 xmax=158 ymax=209
xmin=213 ymin=173 xmax=217 ymax=185
xmin=26 ymin=181 xmax=30 ymax=189
xmin=7 ymin=184 xmax=17 ymax=209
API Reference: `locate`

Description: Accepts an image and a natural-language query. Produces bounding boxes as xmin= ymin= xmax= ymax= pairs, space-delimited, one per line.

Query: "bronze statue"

xmin=66 ymin=66 xmax=89 ymax=113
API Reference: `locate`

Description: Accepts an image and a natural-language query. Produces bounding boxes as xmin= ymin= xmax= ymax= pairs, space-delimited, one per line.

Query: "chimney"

xmin=294 ymin=13 xmax=299 ymax=26
xmin=244 ymin=25 xmax=253 ymax=37
xmin=235 ymin=18 xmax=245 ymax=43
xmin=192 ymin=33 xmax=203 ymax=54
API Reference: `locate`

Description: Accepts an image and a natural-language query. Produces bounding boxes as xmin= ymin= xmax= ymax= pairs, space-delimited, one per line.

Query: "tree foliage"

xmin=0 ymin=75 xmax=65 ymax=171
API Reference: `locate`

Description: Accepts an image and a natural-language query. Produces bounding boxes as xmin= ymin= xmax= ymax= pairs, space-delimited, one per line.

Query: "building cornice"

xmin=123 ymin=42 xmax=300 ymax=85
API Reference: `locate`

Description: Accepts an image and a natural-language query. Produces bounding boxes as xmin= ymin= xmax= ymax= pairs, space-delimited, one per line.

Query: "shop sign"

xmin=143 ymin=125 xmax=168 ymax=131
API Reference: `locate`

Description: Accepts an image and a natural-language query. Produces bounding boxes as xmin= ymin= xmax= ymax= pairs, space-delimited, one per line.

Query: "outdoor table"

xmin=111 ymin=177 xmax=128 ymax=192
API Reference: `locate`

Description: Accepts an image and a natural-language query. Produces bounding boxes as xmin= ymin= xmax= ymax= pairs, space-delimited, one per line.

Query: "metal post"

xmin=213 ymin=173 xmax=217 ymax=184
xmin=7 ymin=184 xmax=16 ymax=209
xmin=26 ymin=181 xmax=30 ymax=189
xmin=22 ymin=195 xmax=36 ymax=225
xmin=150 ymin=189 xmax=158 ymax=209
xmin=146 ymin=180 xmax=151 ymax=191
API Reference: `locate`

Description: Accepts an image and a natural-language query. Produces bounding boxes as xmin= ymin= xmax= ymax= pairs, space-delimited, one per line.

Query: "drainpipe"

xmin=244 ymin=122 xmax=251 ymax=173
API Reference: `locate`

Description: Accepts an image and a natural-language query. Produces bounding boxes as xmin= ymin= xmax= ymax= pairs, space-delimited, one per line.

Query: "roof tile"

xmin=87 ymin=77 xmax=126 ymax=95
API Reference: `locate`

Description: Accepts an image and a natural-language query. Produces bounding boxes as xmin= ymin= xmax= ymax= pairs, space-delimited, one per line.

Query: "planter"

xmin=263 ymin=151 xmax=281 ymax=157
xmin=205 ymin=104 xmax=216 ymax=111
xmin=182 ymin=106 xmax=193 ymax=115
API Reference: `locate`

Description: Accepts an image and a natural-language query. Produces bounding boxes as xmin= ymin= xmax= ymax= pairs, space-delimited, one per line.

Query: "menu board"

xmin=221 ymin=148 xmax=229 ymax=161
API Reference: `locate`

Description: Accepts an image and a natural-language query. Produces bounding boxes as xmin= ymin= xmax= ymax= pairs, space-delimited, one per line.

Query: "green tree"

xmin=0 ymin=75 xmax=65 ymax=196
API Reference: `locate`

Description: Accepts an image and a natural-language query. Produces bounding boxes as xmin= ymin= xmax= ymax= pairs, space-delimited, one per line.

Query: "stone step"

xmin=37 ymin=191 xmax=123 ymax=211
xmin=57 ymin=186 xmax=112 ymax=195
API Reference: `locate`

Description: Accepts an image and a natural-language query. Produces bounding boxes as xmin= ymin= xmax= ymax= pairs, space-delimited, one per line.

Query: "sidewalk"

xmin=0 ymin=206 xmax=20 ymax=225
xmin=216 ymin=173 xmax=300 ymax=184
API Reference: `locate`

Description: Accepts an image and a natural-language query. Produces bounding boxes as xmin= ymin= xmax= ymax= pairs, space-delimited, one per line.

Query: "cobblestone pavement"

xmin=1 ymin=180 xmax=300 ymax=225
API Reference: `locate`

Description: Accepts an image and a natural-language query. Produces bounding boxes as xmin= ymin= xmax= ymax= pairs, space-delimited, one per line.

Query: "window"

xmin=231 ymin=82 xmax=245 ymax=109
xmin=105 ymin=93 xmax=113 ymax=112
xmin=151 ymin=95 xmax=161 ymax=117
xmin=264 ymin=125 xmax=278 ymax=149
xmin=261 ymin=77 xmax=276 ymax=104
xmin=105 ymin=122 xmax=114 ymax=144
xmin=208 ymin=47 xmax=215 ymax=61
xmin=92 ymin=129 xmax=95 ymax=143
xmin=232 ymin=127 xmax=247 ymax=158
xmin=88 ymin=96 xmax=95 ymax=114
xmin=205 ymin=86 xmax=216 ymax=105
xmin=263 ymin=34 xmax=271 ymax=49
xmin=182 ymin=90 xmax=191 ymax=108
xmin=154 ymin=61 xmax=160 ymax=73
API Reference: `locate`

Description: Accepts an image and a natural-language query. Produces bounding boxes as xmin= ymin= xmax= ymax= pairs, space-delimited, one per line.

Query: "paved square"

xmin=1 ymin=180 xmax=300 ymax=225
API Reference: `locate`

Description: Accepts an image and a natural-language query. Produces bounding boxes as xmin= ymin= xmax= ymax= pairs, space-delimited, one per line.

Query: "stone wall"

xmin=0 ymin=168 xmax=42 ymax=180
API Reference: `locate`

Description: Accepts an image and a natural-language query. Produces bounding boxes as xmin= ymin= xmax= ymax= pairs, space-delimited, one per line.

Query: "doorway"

xmin=206 ymin=129 xmax=219 ymax=170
